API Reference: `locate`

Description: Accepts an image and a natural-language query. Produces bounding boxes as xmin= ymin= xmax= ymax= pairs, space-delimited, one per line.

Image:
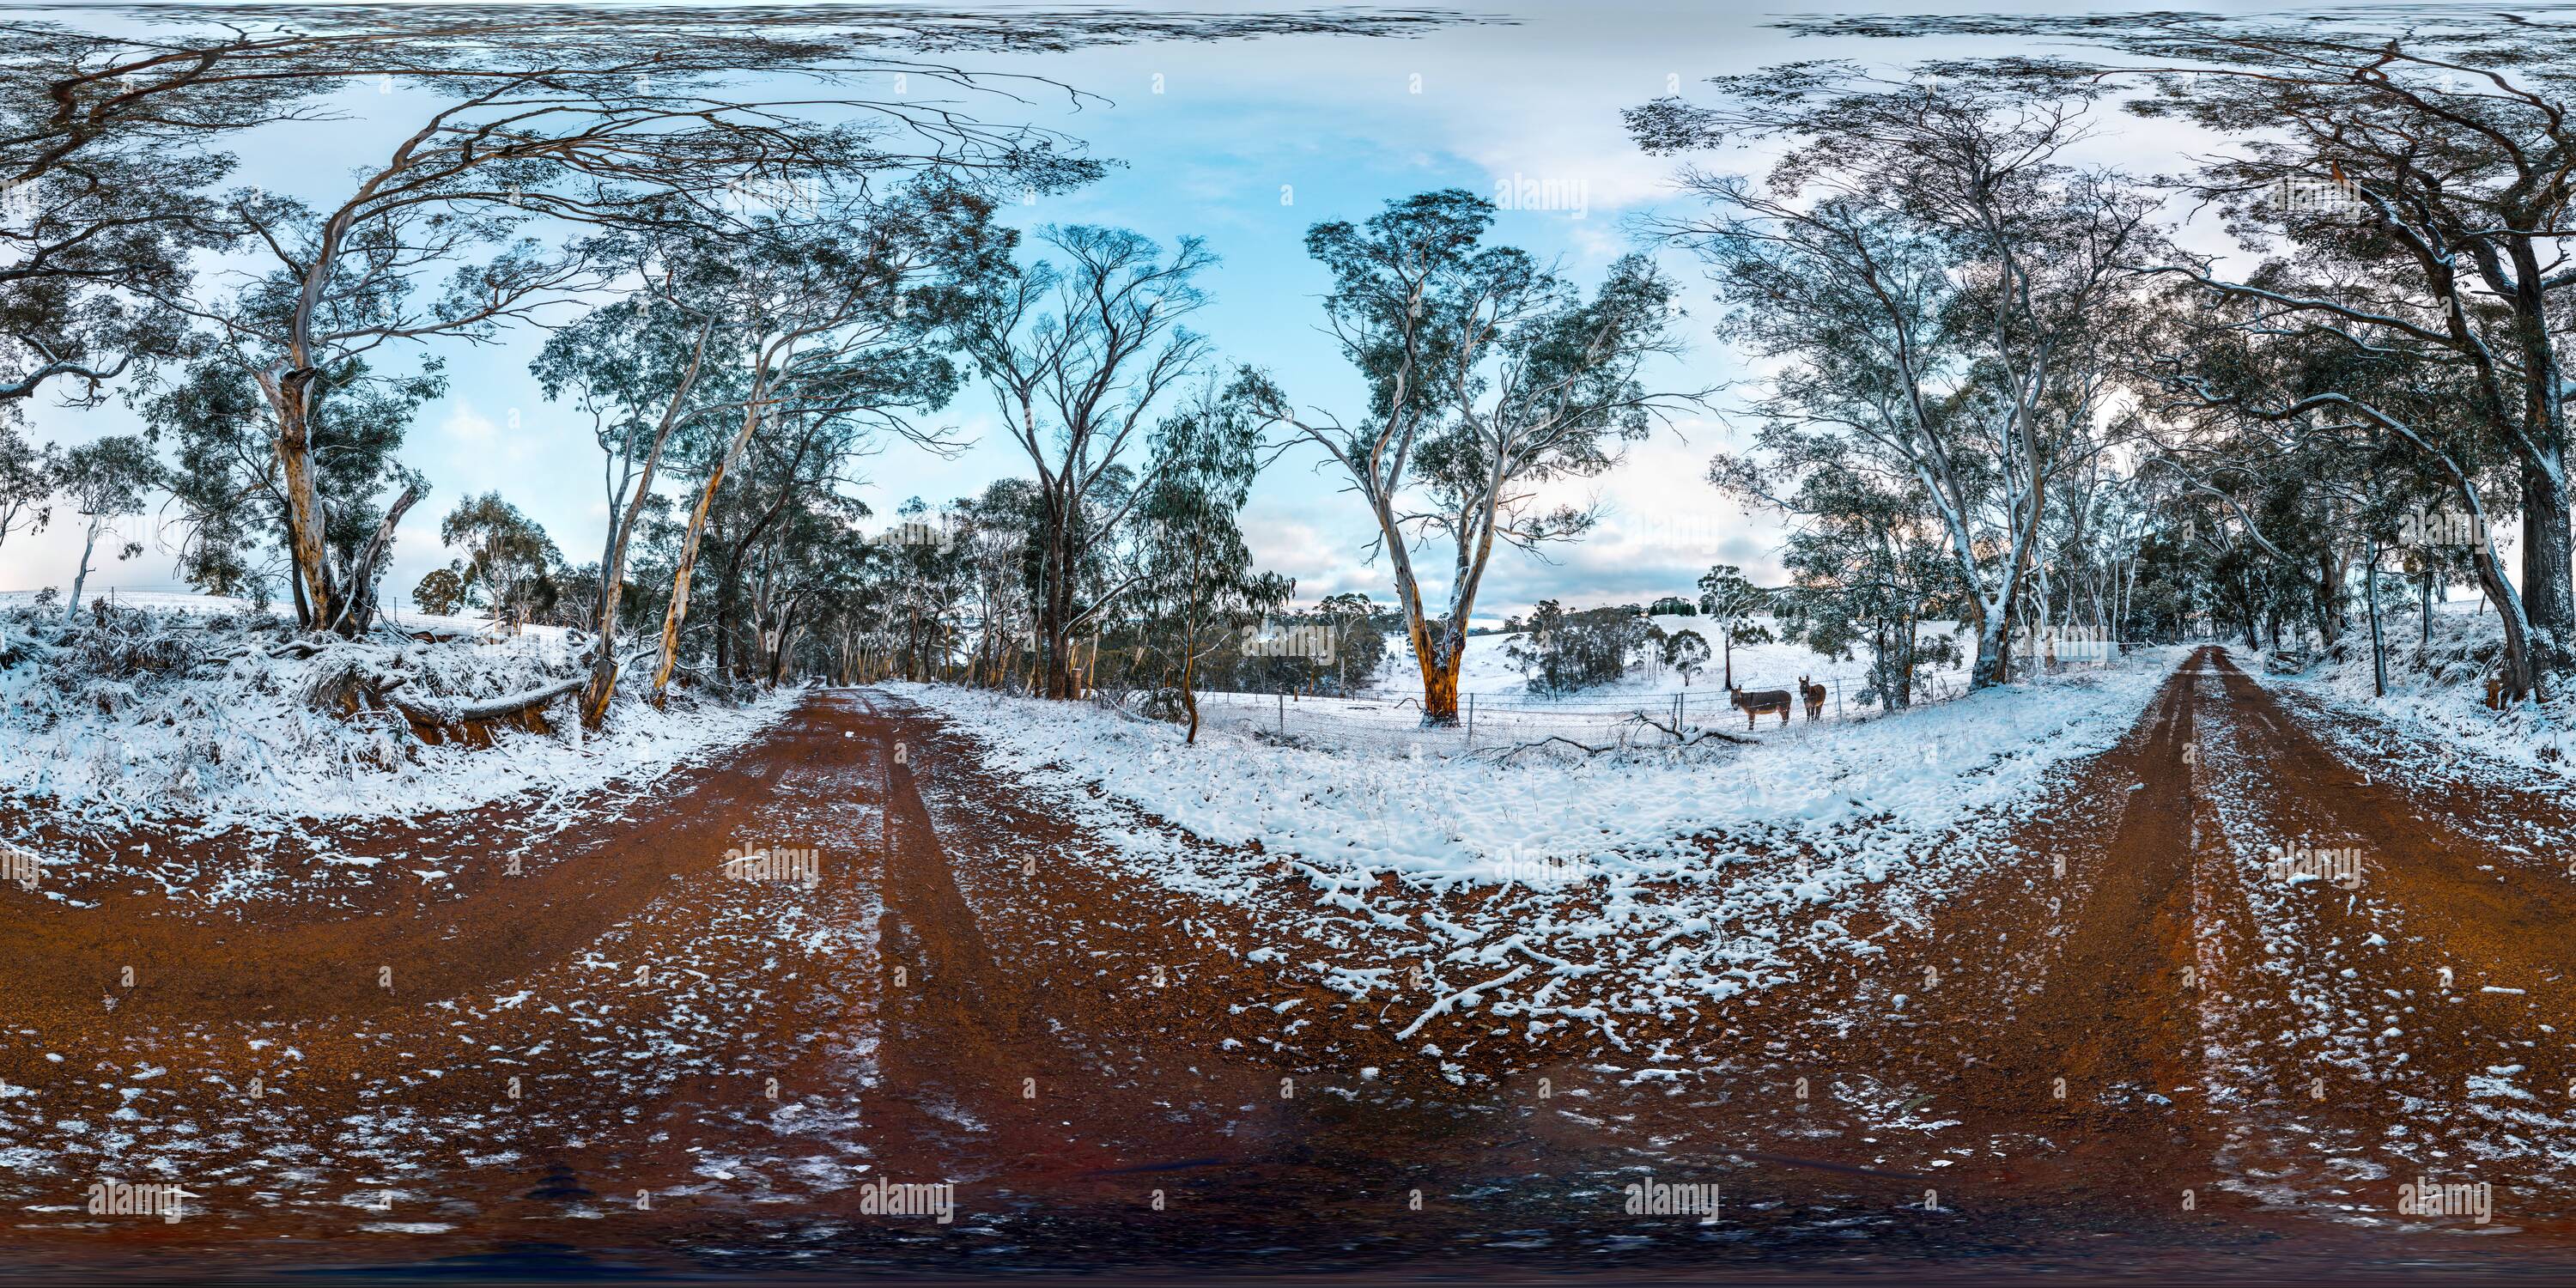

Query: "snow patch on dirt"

xmin=884 ymin=651 xmax=2179 ymax=1040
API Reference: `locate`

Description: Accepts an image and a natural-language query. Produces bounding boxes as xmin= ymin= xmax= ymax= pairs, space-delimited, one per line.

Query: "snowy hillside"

xmin=2256 ymin=598 xmax=2576 ymax=783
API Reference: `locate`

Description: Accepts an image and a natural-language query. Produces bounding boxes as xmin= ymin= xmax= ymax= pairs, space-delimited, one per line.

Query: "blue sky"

xmin=3 ymin=0 xmax=2244 ymax=622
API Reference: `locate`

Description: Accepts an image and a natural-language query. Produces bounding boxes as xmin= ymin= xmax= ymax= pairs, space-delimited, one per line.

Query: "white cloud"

xmin=440 ymin=404 xmax=498 ymax=443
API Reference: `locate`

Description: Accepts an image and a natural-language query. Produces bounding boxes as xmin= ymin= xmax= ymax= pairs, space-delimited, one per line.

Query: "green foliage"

xmin=1696 ymin=564 xmax=1774 ymax=687
xmin=1504 ymin=599 xmax=1655 ymax=696
xmin=1662 ymin=627 xmax=1712 ymax=684
xmin=440 ymin=492 xmax=561 ymax=622
xmin=411 ymin=565 xmax=468 ymax=617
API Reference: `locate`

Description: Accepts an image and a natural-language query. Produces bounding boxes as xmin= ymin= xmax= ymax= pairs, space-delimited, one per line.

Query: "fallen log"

xmin=386 ymin=646 xmax=650 ymax=726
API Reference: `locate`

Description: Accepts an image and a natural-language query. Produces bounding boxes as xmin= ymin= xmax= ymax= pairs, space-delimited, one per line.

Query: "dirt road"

xmin=3 ymin=652 xmax=2571 ymax=1279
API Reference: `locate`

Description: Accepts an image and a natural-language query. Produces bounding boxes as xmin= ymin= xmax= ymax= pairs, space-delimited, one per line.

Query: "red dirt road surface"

xmin=2 ymin=650 xmax=2572 ymax=1280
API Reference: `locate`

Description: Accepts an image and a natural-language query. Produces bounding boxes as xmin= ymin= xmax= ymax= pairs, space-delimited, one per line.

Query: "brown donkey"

xmin=1728 ymin=681 xmax=1793 ymax=729
xmin=1798 ymin=675 xmax=1826 ymax=722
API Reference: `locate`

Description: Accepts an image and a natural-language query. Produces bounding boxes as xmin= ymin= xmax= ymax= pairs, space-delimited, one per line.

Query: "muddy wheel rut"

xmin=2 ymin=653 xmax=2571 ymax=1277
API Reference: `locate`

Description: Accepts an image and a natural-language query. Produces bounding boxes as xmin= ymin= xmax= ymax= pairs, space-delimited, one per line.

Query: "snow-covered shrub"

xmin=2266 ymin=599 xmax=2576 ymax=775
xmin=0 ymin=599 xmax=791 ymax=828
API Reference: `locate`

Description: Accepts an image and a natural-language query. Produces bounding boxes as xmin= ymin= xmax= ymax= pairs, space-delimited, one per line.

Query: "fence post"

xmin=1673 ymin=692 xmax=1684 ymax=733
xmin=1466 ymin=692 xmax=1476 ymax=749
xmin=1278 ymin=690 xmax=1285 ymax=734
xmin=1834 ymin=679 xmax=1843 ymax=720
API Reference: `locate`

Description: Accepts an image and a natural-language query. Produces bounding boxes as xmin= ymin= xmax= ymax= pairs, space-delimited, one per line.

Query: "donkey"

xmin=1798 ymin=675 xmax=1826 ymax=723
xmin=1728 ymin=681 xmax=1794 ymax=729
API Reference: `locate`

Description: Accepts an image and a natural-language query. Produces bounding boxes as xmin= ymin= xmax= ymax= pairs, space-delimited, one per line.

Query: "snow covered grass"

xmin=1179 ymin=615 xmax=1978 ymax=759
xmin=0 ymin=597 xmax=793 ymax=834
xmin=1370 ymin=613 xmax=1973 ymax=703
xmin=2259 ymin=599 xmax=2576 ymax=781
xmin=886 ymin=647 xmax=2181 ymax=1049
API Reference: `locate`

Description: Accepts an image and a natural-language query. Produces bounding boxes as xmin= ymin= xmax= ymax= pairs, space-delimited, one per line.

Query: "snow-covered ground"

xmin=0 ymin=594 xmax=793 ymax=835
xmin=2257 ymin=598 xmax=2576 ymax=781
xmin=1188 ymin=615 xmax=1988 ymax=758
xmin=886 ymin=647 xmax=2182 ymax=1042
xmin=5 ymin=587 xmax=580 ymax=645
xmin=1367 ymin=613 xmax=1974 ymax=703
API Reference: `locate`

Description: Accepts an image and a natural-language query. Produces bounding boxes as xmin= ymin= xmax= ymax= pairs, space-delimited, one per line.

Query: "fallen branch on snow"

xmin=385 ymin=647 xmax=653 ymax=725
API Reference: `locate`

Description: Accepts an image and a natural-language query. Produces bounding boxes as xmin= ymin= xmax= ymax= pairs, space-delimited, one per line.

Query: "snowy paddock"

xmin=1163 ymin=613 xmax=1982 ymax=759
xmin=884 ymin=647 xmax=2184 ymax=1054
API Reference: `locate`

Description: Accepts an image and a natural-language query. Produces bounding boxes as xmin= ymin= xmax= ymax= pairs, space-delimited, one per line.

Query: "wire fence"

xmin=1103 ymin=671 xmax=1984 ymax=760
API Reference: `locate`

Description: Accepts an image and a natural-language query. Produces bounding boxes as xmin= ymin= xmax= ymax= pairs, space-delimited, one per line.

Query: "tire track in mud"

xmin=1874 ymin=644 xmax=2576 ymax=1233
xmin=0 ymin=733 xmax=796 ymax=1020
xmin=2185 ymin=652 xmax=2576 ymax=1223
xmin=7 ymin=667 xmax=2573 ymax=1277
xmin=1753 ymin=645 xmax=2572 ymax=1246
xmin=0 ymin=696 xmax=896 ymax=1268
xmin=1844 ymin=647 xmax=2245 ymax=1218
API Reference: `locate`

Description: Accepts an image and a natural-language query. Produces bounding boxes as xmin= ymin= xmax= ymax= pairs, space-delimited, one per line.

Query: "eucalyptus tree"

xmin=708 ymin=404 xmax=876 ymax=682
xmin=1795 ymin=10 xmax=2576 ymax=696
xmin=532 ymin=228 xmax=741 ymax=723
xmin=1635 ymin=71 xmax=2160 ymax=688
xmin=0 ymin=422 xmax=51 ymax=552
xmin=438 ymin=491 xmax=561 ymax=629
xmin=948 ymin=477 xmax=1042 ymax=689
xmin=133 ymin=33 xmax=1080 ymax=640
xmin=2128 ymin=36 xmax=2576 ymax=697
xmin=0 ymin=20 xmax=356 ymax=414
xmin=1131 ymin=384 xmax=1289 ymax=742
xmin=53 ymin=433 xmax=164 ymax=622
xmin=643 ymin=185 xmax=1002 ymax=707
xmin=963 ymin=225 xmax=1217 ymax=700
xmin=143 ymin=352 xmax=437 ymax=618
xmin=1241 ymin=190 xmax=1700 ymax=723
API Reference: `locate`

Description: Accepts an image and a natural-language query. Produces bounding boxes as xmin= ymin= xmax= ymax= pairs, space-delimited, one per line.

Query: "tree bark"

xmin=650 ymin=402 xmax=764 ymax=706
xmin=1419 ymin=643 xmax=1461 ymax=725
xmin=713 ymin=431 xmax=817 ymax=683
xmin=331 ymin=481 xmax=421 ymax=635
xmin=65 ymin=521 xmax=100 ymax=623
xmin=262 ymin=367 xmax=345 ymax=631
xmin=581 ymin=318 xmax=711 ymax=728
xmin=1971 ymin=612 xmax=2012 ymax=689
xmin=2521 ymin=459 xmax=2576 ymax=671
xmin=2364 ymin=541 xmax=2387 ymax=698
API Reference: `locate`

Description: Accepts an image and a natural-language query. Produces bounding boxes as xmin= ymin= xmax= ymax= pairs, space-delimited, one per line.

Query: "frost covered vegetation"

xmin=2268 ymin=601 xmax=2576 ymax=780
xmin=0 ymin=598 xmax=788 ymax=829
xmin=894 ymin=650 xmax=2178 ymax=1048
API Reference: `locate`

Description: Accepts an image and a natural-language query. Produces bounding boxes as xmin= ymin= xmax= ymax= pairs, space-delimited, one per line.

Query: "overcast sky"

xmin=4 ymin=0 xmax=2290 ymax=623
